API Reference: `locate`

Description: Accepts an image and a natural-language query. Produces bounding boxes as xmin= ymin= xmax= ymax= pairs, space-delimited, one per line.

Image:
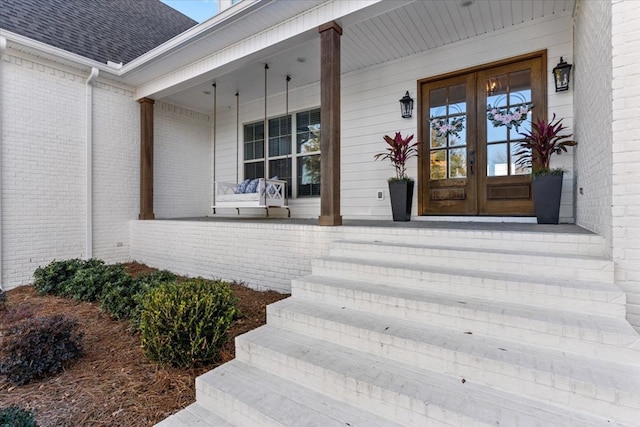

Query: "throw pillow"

xmin=245 ymin=178 xmax=260 ymax=193
xmin=236 ymin=179 xmax=250 ymax=194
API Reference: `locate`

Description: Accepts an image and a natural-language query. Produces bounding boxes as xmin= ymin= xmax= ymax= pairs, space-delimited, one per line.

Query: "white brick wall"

xmin=92 ymin=82 xmax=140 ymax=262
xmin=154 ymin=102 xmax=211 ymax=218
xmin=130 ymin=220 xmax=343 ymax=293
xmin=574 ymin=0 xmax=613 ymax=244
xmin=1 ymin=52 xmax=86 ymax=289
xmin=611 ymin=0 xmax=640 ymax=328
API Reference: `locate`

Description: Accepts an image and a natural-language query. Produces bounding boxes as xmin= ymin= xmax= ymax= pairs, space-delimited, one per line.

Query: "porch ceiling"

xmin=162 ymin=0 xmax=575 ymax=114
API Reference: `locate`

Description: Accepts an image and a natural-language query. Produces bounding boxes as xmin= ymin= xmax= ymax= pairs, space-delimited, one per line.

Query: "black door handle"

xmin=469 ymin=149 xmax=475 ymax=175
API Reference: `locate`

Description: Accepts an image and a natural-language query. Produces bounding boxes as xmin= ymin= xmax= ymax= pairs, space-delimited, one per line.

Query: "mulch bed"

xmin=0 ymin=263 xmax=288 ymax=426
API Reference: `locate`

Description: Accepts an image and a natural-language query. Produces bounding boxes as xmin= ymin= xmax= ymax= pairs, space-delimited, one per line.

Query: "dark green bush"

xmin=140 ymin=278 xmax=238 ymax=368
xmin=32 ymin=259 xmax=85 ymax=295
xmin=0 ymin=406 xmax=38 ymax=427
xmin=100 ymin=269 xmax=176 ymax=324
xmin=61 ymin=262 xmax=129 ymax=302
xmin=0 ymin=315 xmax=83 ymax=385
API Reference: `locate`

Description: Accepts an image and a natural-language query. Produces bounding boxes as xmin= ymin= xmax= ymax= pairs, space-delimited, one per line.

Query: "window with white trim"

xmin=243 ymin=108 xmax=320 ymax=197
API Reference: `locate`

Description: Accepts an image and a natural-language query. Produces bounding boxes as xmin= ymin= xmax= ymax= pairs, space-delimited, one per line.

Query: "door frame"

xmin=417 ymin=50 xmax=547 ymax=216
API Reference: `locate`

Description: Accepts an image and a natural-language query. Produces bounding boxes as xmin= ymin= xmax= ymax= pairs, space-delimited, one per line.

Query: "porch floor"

xmin=161 ymin=216 xmax=593 ymax=234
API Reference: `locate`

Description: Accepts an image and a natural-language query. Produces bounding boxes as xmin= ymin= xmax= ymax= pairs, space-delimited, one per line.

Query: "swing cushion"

xmin=245 ymin=178 xmax=260 ymax=193
xmin=235 ymin=179 xmax=250 ymax=194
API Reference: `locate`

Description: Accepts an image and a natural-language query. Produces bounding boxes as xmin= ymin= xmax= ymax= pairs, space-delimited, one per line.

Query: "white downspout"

xmin=86 ymin=67 xmax=99 ymax=259
xmin=0 ymin=36 xmax=6 ymax=290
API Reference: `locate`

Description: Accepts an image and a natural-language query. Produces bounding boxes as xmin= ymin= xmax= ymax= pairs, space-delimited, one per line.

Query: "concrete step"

xmin=305 ymin=258 xmax=626 ymax=316
xmin=195 ymin=360 xmax=404 ymax=427
xmin=264 ymin=300 xmax=640 ymax=415
xmin=155 ymin=403 xmax=235 ymax=427
xmin=270 ymin=295 xmax=640 ymax=364
xmin=329 ymin=240 xmax=614 ymax=282
xmin=340 ymin=225 xmax=606 ymax=257
xmin=236 ymin=325 xmax=634 ymax=426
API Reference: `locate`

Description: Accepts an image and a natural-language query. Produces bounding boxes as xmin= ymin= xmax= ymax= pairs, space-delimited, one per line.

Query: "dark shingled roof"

xmin=0 ymin=0 xmax=197 ymax=64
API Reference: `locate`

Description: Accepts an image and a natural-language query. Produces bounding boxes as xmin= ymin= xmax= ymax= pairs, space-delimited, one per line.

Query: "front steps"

xmin=157 ymin=226 xmax=640 ymax=426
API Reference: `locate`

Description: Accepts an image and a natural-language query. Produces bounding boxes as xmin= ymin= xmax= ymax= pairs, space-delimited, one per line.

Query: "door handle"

xmin=469 ymin=149 xmax=475 ymax=175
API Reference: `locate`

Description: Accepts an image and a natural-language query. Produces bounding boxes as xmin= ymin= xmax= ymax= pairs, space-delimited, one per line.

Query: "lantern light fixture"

xmin=399 ymin=91 xmax=414 ymax=118
xmin=553 ymin=57 xmax=572 ymax=92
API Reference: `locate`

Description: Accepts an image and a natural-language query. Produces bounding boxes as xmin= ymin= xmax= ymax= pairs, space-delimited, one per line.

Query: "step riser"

xmin=268 ymin=301 xmax=640 ymax=366
xmin=236 ymin=335 xmax=640 ymax=425
xmin=196 ymin=379 xmax=280 ymax=427
xmin=341 ymin=229 xmax=606 ymax=257
xmin=235 ymin=339 xmax=495 ymax=427
xmin=294 ymin=274 xmax=626 ymax=318
xmin=329 ymin=245 xmax=614 ymax=282
xmin=289 ymin=284 xmax=635 ymax=351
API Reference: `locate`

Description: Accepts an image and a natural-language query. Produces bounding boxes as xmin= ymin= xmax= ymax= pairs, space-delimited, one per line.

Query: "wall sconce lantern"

xmin=552 ymin=57 xmax=572 ymax=92
xmin=399 ymin=91 xmax=414 ymax=118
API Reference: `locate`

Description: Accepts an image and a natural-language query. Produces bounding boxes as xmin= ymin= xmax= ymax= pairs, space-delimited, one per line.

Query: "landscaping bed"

xmin=0 ymin=263 xmax=288 ymax=426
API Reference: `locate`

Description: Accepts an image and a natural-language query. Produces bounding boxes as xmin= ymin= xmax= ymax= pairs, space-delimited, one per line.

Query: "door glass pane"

xmin=487 ymin=143 xmax=508 ymax=176
xmin=485 ymin=69 xmax=533 ymax=176
xmin=429 ymin=83 xmax=467 ymax=180
xmin=509 ymin=70 xmax=532 ymax=104
xmin=430 ymin=150 xmax=446 ymax=180
xmin=510 ymin=142 xmax=531 ymax=175
xmin=449 ymin=148 xmax=467 ymax=178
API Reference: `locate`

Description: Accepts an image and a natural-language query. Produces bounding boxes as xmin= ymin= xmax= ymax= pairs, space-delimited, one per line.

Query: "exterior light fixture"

xmin=552 ymin=57 xmax=572 ymax=92
xmin=399 ymin=91 xmax=414 ymax=118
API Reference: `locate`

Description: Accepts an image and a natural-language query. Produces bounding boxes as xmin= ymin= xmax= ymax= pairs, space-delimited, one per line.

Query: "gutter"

xmin=85 ymin=67 xmax=99 ymax=259
xmin=0 ymin=36 xmax=5 ymax=290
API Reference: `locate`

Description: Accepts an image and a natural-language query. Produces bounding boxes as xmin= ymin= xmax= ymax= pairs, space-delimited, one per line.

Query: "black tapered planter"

xmin=388 ymin=180 xmax=414 ymax=222
xmin=532 ymin=173 xmax=563 ymax=224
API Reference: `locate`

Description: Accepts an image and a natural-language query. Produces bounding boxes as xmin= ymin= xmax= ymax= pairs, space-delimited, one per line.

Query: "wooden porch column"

xmin=318 ymin=21 xmax=342 ymax=226
xmin=138 ymin=97 xmax=155 ymax=220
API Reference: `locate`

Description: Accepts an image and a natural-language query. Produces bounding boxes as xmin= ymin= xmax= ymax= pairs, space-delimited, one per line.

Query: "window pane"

xmin=244 ymin=161 xmax=264 ymax=181
xmin=487 ymin=143 xmax=508 ymax=176
xmin=511 ymin=142 xmax=531 ymax=175
xmin=509 ymin=69 xmax=532 ymax=104
xmin=243 ymin=122 xmax=264 ymax=161
xmin=269 ymin=158 xmax=292 ymax=197
xmin=297 ymin=108 xmax=321 ymax=154
xmin=448 ymin=84 xmax=466 ymax=114
xmin=430 ymin=150 xmax=446 ymax=180
xmin=449 ymin=148 xmax=467 ymax=178
xmin=298 ymin=154 xmax=321 ymax=196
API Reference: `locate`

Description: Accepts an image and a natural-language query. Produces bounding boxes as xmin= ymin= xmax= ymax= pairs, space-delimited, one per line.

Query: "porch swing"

xmin=212 ymin=64 xmax=290 ymax=217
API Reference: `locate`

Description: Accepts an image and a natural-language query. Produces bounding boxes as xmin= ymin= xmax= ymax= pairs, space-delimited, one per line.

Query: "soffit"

xmin=161 ymin=0 xmax=576 ymax=113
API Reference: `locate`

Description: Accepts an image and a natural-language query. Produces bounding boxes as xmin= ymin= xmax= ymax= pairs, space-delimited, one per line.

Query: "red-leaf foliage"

xmin=374 ymin=132 xmax=421 ymax=180
xmin=515 ymin=114 xmax=576 ymax=173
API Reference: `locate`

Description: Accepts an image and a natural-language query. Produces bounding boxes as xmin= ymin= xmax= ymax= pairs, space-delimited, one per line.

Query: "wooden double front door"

xmin=418 ymin=53 xmax=546 ymax=216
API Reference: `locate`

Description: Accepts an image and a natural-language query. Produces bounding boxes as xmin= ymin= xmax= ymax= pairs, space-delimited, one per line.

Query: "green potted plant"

xmin=374 ymin=132 xmax=420 ymax=221
xmin=515 ymin=114 xmax=577 ymax=224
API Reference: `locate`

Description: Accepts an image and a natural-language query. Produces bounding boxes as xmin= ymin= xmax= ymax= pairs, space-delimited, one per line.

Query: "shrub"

xmin=100 ymin=269 xmax=176 ymax=324
xmin=0 ymin=406 xmax=38 ymax=427
xmin=0 ymin=287 xmax=6 ymax=311
xmin=140 ymin=278 xmax=238 ymax=368
xmin=32 ymin=259 xmax=85 ymax=295
xmin=0 ymin=315 xmax=83 ymax=385
xmin=61 ymin=262 xmax=130 ymax=302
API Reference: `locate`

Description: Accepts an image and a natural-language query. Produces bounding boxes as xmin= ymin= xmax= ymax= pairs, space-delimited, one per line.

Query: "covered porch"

xmin=132 ymin=0 xmax=579 ymax=225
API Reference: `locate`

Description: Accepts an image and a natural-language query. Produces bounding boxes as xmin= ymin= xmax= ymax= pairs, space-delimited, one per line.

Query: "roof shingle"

xmin=0 ymin=0 xmax=197 ymax=64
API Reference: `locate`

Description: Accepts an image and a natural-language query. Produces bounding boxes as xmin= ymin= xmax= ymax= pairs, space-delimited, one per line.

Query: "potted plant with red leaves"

xmin=515 ymin=114 xmax=577 ymax=224
xmin=374 ymin=132 xmax=420 ymax=221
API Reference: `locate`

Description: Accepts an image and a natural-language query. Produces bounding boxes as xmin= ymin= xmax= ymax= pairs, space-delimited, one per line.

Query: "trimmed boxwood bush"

xmin=0 ymin=406 xmax=38 ymax=427
xmin=61 ymin=262 xmax=131 ymax=302
xmin=100 ymin=270 xmax=176 ymax=324
xmin=0 ymin=315 xmax=83 ymax=386
xmin=139 ymin=278 xmax=238 ymax=368
xmin=32 ymin=259 xmax=86 ymax=295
